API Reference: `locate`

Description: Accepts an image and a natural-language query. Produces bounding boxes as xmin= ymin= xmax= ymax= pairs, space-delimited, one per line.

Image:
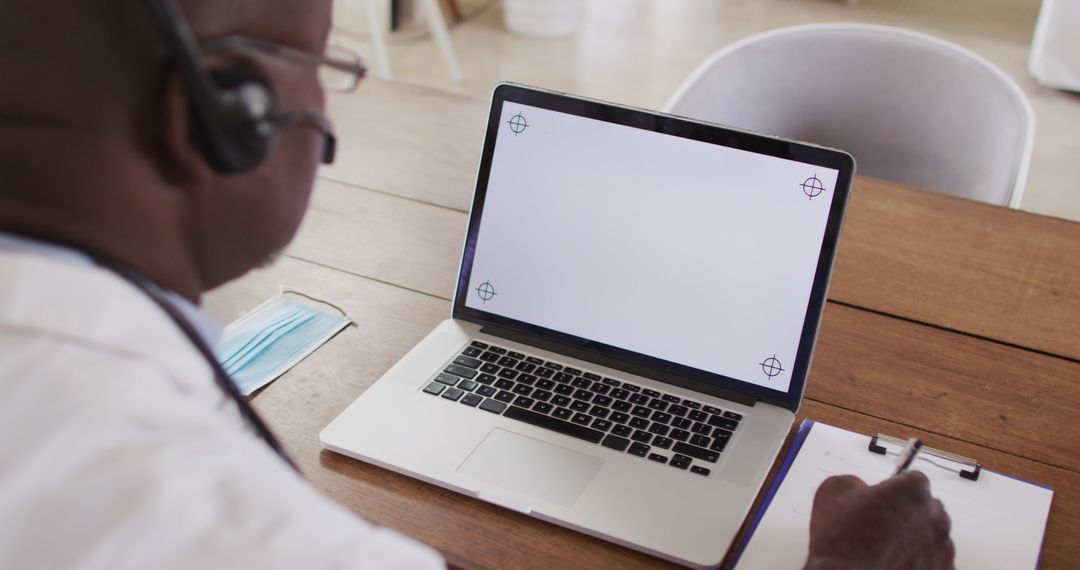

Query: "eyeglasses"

xmin=201 ymin=35 xmax=367 ymax=93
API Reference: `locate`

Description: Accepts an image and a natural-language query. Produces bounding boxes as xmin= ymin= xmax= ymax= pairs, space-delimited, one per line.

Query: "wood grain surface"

xmin=200 ymin=79 xmax=1079 ymax=569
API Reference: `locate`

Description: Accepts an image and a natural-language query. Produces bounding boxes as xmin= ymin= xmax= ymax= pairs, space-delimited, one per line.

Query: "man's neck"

xmin=0 ymin=124 xmax=206 ymax=302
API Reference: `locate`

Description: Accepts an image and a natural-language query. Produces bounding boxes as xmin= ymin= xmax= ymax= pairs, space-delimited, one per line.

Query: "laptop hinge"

xmin=480 ymin=325 xmax=758 ymax=407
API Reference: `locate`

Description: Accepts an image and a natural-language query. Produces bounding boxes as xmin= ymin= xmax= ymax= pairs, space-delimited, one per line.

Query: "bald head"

xmin=0 ymin=0 xmax=336 ymax=301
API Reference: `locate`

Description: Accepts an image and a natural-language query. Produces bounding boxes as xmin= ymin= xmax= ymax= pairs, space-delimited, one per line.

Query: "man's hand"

xmin=804 ymin=471 xmax=955 ymax=570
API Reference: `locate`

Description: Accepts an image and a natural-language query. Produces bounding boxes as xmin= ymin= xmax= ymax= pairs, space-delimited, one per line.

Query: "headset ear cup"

xmin=190 ymin=63 xmax=277 ymax=174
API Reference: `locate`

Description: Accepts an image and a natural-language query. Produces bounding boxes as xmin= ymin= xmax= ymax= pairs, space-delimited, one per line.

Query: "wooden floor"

xmin=331 ymin=0 xmax=1080 ymax=224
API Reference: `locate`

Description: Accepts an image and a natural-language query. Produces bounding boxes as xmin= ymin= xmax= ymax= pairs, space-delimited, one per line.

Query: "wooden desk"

xmin=203 ymin=79 xmax=1080 ymax=569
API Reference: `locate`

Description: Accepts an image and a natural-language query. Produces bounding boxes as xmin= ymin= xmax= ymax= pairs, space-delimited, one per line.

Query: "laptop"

xmin=321 ymin=83 xmax=854 ymax=568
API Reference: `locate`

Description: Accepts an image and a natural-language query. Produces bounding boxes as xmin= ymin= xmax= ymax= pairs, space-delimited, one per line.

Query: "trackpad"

xmin=457 ymin=428 xmax=603 ymax=507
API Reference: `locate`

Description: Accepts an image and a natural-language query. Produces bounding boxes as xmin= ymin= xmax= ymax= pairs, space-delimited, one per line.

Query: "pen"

xmin=892 ymin=437 xmax=924 ymax=476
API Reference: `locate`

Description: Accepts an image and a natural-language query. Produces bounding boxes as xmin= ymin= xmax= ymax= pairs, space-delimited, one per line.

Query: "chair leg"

xmin=419 ymin=0 xmax=464 ymax=81
xmin=365 ymin=0 xmax=394 ymax=79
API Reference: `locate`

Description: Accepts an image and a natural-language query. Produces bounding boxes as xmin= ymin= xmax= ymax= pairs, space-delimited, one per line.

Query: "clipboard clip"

xmin=869 ymin=434 xmax=982 ymax=481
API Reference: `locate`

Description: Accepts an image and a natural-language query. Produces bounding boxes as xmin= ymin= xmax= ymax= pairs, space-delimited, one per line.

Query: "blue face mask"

xmin=214 ymin=292 xmax=353 ymax=395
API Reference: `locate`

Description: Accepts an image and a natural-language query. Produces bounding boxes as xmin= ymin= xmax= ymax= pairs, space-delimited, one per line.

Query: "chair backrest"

xmin=665 ymin=24 xmax=1034 ymax=208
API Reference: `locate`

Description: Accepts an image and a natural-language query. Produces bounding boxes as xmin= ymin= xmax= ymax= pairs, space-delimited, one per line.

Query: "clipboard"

xmin=732 ymin=420 xmax=1054 ymax=569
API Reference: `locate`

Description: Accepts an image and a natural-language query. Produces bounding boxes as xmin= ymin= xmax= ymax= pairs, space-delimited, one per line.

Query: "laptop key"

xmin=479 ymin=351 xmax=500 ymax=363
xmin=643 ymin=389 xmax=661 ymax=398
xmin=703 ymin=405 xmax=723 ymax=415
xmin=503 ymin=406 xmax=604 ymax=444
xmin=488 ymin=346 xmax=507 ymax=355
xmin=613 ymin=401 xmax=632 ymax=412
xmin=570 ymin=400 xmax=591 ymax=412
xmin=601 ymin=434 xmax=630 ymax=451
xmin=480 ymin=363 xmax=500 ymax=373
xmin=476 ymin=385 xmax=497 ymax=397
xmin=479 ymin=398 xmax=507 ymax=414
xmin=651 ymin=411 xmax=672 ymax=424
xmin=610 ymin=388 xmax=630 ymax=400
xmin=514 ymin=396 xmax=536 ymax=408
xmin=497 ymin=368 xmax=519 ymax=380
xmin=612 ymin=425 xmax=633 ymax=437
xmin=602 ymin=378 xmax=621 ymax=387
xmin=494 ymin=379 xmax=514 ymax=390
xmin=610 ymin=412 xmax=630 ymax=424
xmin=591 ymin=418 xmax=612 ymax=431
xmin=571 ymin=378 xmax=592 ymax=389
xmin=453 ymin=356 xmax=482 ymax=369
xmin=536 ymin=378 xmax=556 ymax=390
xmin=691 ymin=466 xmax=711 ymax=477
xmin=583 ymin=372 xmax=602 ymax=381
xmin=668 ymin=404 xmax=689 ymax=417
xmin=460 ymin=393 xmax=483 ymax=407
xmin=672 ymin=417 xmax=693 ymax=430
xmin=457 ymin=379 xmax=478 ymax=392
xmin=445 ymin=364 xmax=478 ymax=379
xmin=423 ymin=382 xmax=445 ymax=396
xmin=691 ymin=434 xmax=711 ymax=447
xmin=648 ymin=399 xmax=669 ymax=411
xmin=631 ymin=430 xmax=652 ymax=443
xmin=571 ymin=413 xmax=591 ymax=425
xmin=535 ymin=367 xmax=554 ymax=379
xmin=498 ymin=356 xmax=519 ymax=368
xmin=648 ymin=423 xmax=670 ymax=436
xmin=434 ymin=373 xmax=459 ymax=386
xmin=470 ymin=340 xmax=489 ymax=349
xmin=670 ymin=454 xmax=692 ymax=470
xmin=564 ymin=367 xmax=582 ymax=376
xmin=532 ymin=401 xmax=553 ymax=414
xmin=670 ymin=429 xmax=691 ymax=442
xmin=682 ymin=400 xmax=701 ymax=410
xmin=708 ymin=416 xmax=739 ymax=431
xmin=533 ymin=390 xmax=553 ymax=402
xmin=713 ymin=427 xmax=734 ymax=440
xmin=592 ymin=395 xmax=613 ymax=407
xmin=688 ymin=410 xmax=708 ymax=422
xmin=661 ymin=394 xmax=681 ymax=403
xmin=543 ymin=362 xmax=563 ymax=371
xmin=494 ymin=390 xmax=515 ymax=403
xmin=589 ymin=406 xmax=610 ymax=419
xmin=622 ymin=384 xmax=641 ymax=393
xmin=591 ymin=383 xmax=611 ymax=395
xmin=554 ymin=384 xmax=574 ymax=395
xmin=462 ymin=347 xmax=483 ymax=357
xmin=552 ymin=407 xmax=572 ymax=420
xmin=629 ymin=394 xmax=649 ymax=405
xmin=554 ymin=372 xmax=574 ymax=383
xmin=631 ymin=406 xmax=651 ymax=418
xmin=526 ymin=356 xmax=544 ymax=365
xmin=628 ymin=442 xmax=650 ymax=457
xmin=517 ymin=373 xmax=537 ymax=385
xmin=710 ymin=438 xmax=729 ymax=453
xmin=652 ymin=436 xmax=674 ymax=450
xmin=673 ymin=442 xmax=720 ymax=463
xmin=552 ymin=395 xmax=571 ymax=407
xmin=723 ymin=411 xmax=744 ymax=421
xmin=692 ymin=422 xmax=712 ymax=435
xmin=629 ymin=418 xmax=650 ymax=430
xmin=512 ymin=384 xmax=533 ymax=395
xmin=477 ymin=373 xmax=497 ymax=385
xmin=441 ymin=387 xmax=464 ymax=401
xmin=648 ymin=453 xmax=668 ymax=464
xmin=516 ymin=362 xmax=537 ymax=373
xmin=508 ymin=351 xmax=525 ymax=360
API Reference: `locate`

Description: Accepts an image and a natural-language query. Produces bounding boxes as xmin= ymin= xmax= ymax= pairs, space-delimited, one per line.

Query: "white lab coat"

xmin=0 ymin=251 xmax=443 ymax=570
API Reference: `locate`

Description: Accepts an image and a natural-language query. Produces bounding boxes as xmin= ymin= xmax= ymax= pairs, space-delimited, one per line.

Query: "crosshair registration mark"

xmin=507 ymin=112 xmax=528 ymax=135
xmin=801 ymin=175 xmax=825 ymax=200
xmin=759 ymin=354 xmax=785 ymax=379
xmin=475 ymin=280 xmax=497 ymax=303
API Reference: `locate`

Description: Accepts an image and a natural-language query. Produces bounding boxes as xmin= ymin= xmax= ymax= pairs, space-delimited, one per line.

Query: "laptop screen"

xmin=455 ymin=85 xmax=853 ymax=410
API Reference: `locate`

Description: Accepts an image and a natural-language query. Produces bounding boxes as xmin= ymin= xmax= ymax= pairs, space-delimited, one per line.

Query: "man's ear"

xmin=162 ymin=74 xmax=216 ymax=182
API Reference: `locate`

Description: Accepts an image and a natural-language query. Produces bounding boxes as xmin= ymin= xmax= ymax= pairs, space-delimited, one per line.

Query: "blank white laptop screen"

xmin=465 ymin=102 xmax=840 ymax=394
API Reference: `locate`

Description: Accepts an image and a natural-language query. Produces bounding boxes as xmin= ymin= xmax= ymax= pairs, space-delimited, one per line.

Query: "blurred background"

xmin=329 ymin=0 xmax=1079 ymax=222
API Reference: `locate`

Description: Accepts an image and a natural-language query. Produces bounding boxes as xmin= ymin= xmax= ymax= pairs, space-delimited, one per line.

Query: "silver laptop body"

xmin=322 ymin=84 xmax=854 ymax=568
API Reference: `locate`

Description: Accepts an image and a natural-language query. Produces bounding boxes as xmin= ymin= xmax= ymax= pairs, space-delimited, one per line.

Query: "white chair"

xmin=363 ymin=0 xmax=463 ymax=81
xmin=665 ymin=24 xmax=1034 ymax=208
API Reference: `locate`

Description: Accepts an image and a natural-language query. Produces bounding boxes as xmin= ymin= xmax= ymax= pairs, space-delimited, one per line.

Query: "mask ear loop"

xmin=278 ymin=285 xmax=358 ymax=324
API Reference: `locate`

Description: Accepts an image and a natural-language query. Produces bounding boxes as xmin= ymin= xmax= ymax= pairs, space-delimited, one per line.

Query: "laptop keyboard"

xmin=421 ymin=340 xmax=742 ymax=477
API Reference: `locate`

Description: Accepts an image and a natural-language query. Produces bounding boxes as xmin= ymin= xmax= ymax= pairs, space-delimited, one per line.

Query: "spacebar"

xmin=503 ymin=406 xmax=604 ymax=444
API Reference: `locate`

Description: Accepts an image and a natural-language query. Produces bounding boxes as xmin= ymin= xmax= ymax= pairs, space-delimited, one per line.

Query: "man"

xmin=0 ymin=1 xmax=953 ymax=568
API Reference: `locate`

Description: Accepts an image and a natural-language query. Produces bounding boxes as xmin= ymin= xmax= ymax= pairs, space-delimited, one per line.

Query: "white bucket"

xmin=503 ymin=0 xmax=585 ymax=38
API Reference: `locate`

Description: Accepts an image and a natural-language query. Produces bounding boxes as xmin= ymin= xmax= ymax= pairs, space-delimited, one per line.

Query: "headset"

xmin=144 ymin=0 xmax=277 ymax=174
